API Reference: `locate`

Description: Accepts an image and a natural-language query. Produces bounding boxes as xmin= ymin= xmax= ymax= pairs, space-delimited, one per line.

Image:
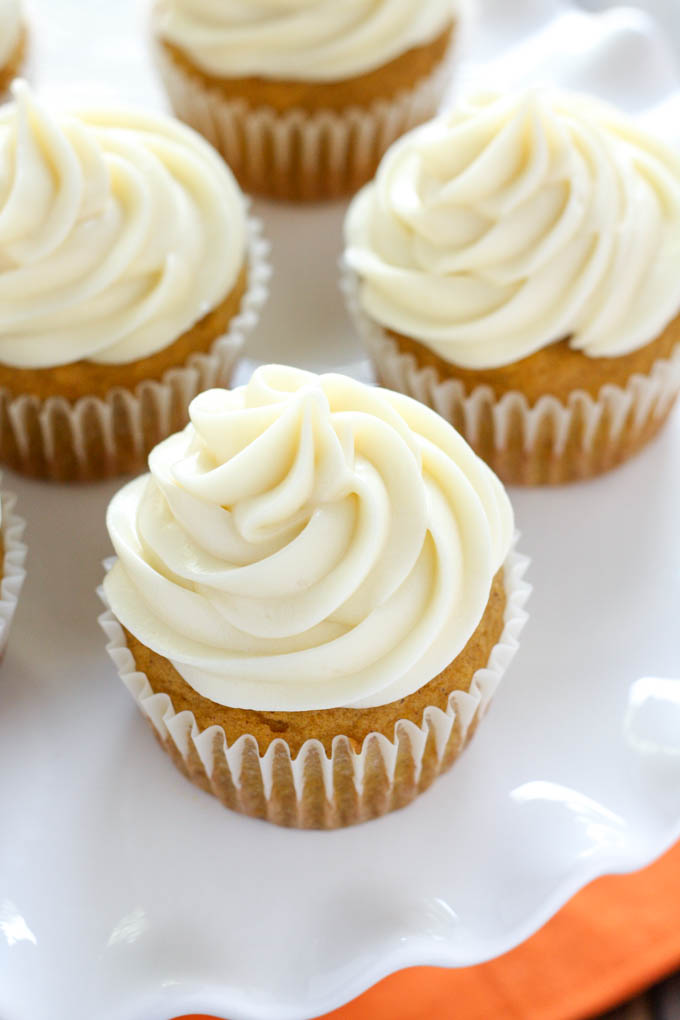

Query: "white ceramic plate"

xmin=1 ymin=2 xmax=680 ymax=1019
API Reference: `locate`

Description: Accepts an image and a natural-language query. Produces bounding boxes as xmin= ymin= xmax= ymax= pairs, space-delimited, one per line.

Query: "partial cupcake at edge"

xmin=0 ymin=0 xmax=25 ymax=97
xmin=100 ymin=364 xmax=529 ymax=829
xmin=343 ymin=89 xmax=680 ymax=485
xmin=0 ymin=81 xmax=269 ymax=482
xmin=151 ymin=0 xmax=459 ymax=201
xmin=0 ymin=469 xmax=26 ymax=657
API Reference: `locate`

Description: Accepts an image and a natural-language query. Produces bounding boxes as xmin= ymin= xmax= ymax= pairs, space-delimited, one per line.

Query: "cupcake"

xmin=343 ymin=90 xmax=680 ymax=485
xmin=0 ymin=1 xmax=25 ymax=98
xmin=0 ymin=82 xmax=269 ymax=482
xmin=152 ymin=0 xmax=458 ymax=201
xmin=0 ymin=471 xmax=26 ymax=657
xmin=100 ymin=364 xmax=529 ymax=829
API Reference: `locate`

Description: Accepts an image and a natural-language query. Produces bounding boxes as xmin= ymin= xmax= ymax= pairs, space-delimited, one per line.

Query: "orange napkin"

xmin=178 ymin=840 xmax=680 ymax=1020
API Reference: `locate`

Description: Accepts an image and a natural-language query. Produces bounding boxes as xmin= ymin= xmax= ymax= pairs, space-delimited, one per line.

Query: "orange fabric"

xmin=178 ymin=841 xmax=680 ymax=1020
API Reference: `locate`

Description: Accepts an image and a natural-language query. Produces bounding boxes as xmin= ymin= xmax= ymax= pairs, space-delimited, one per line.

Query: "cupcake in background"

xmin=100 ymin=364 xmax=529 ymax=829
xmin=0 ymin=1 xmax=25 ymax=98
xmin=152 ymin=0 xmax=458 ymax=201
xmin=343 ymin=90 xmax=680 ymax=485
xmin=0 ymin=82 xmax=269 ymax=482
xmin=0 ymin=471 xmax=27 ymax=658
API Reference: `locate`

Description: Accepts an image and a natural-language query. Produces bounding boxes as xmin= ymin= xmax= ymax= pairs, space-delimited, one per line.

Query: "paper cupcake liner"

xmin=154 ymin=43 xmax=453 ymax=201
xmin=98 ymin=542 xmax=530 ymax=830
xmin=0 ymin=482 xmax=27 ymax=659
xmin=341 ymin=268 xmax=680 ymax=485
xmin=0 ymin=216 xmax=270 ymax=483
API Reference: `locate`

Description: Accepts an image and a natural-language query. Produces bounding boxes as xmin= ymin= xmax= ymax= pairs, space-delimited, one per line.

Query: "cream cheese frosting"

xmin=104 ymin=364 xmax=514 ymax=712
xmin=0 ymin=81 xmax=246 ymax=369
xmin=0 ymin=0 xmax=21 ymax=69
xmin=155 ymin=0 xmax=456 ymax=82
xmin=344 ymin=89 xmax=680 ymax=369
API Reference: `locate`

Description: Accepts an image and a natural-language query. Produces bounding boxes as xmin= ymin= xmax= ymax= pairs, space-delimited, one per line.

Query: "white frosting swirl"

xmin=345 ymin=90 xmax=680 ymax=368
xmin=0 ymin=0 xmax=21 ymax=70
xmin=104 ymin=365 xmax=513 ymax=712
xmin=0 ymin=82 xmax=246 ymax=368
xmin=155 ymin=0 xmax=456 ymax=82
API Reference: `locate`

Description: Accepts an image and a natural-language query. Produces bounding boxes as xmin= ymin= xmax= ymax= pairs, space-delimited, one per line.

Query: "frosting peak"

xmin=156 ymin=0 xmax=456 ymax=81
xmin=345 ymin=89 xmax=680 ymax=368
xmin=104 ymin=365 xmax=513 ymax=711
xmin=0 ymin=82 xmax=246 ymax=368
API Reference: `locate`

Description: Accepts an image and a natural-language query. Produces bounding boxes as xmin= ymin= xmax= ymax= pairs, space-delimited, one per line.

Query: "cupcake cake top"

xmin=0 ymin=0 xmax=21 ymax=68
xmin=104 ymin=364 xmax=513 ymax=712
xmin=155 ymin=0 xmax=457 ymax=81
xmin=345 ymin=89 xmax=680 ymax=369
xmin=0 ymin=82 xmax=246 ymax=369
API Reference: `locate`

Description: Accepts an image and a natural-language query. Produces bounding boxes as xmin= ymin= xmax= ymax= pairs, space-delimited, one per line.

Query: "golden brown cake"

xmin=380 ymin=314 xmax=680 ymax=484
xmin=344 ymin=90 xmax=680 ymax=484
xmin=0 ymin=25 xmax=25 ymax=96
xmin=102 ymin=365 xmax=529 ymax=828
xmin=0 ymin=267 xmax=248 ymax=404
xmin=123 ymin=568 xmax=505 ymax=759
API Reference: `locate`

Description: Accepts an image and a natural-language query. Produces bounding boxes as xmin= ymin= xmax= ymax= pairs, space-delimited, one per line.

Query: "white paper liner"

xmin=341 ymin=265 xmax=680 ymax=485
xmin=97 ymin=541 xmax=530 ymax=829
xmin=0 ymin=215 xmax=271 ymax=482
xmin=0 ymin=480 xmax=27 ymax=659
xmin=154 ymin=39 xmax=453 ymax=201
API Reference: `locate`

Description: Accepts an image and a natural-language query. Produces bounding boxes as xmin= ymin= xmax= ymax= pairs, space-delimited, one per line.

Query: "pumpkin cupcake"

xmin=152 ymin=0 xmax=458 ymax=201
xmin=343 ymin=90 xmax=680 ymax=485
xmin=0 ymin=1 xmax=25 ymax=98
xmin=100 ymin=364 xmax=529 ymax=829
xmin=0 ymin=82 xmax=269 ymax=482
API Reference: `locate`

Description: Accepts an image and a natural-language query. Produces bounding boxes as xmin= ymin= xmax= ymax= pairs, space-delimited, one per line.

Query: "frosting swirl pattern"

xmin=104 ymin=365 xmax=513 ymax=711
xmin=345 ymin=90 xmax=680 ymax=368
xmin=156 ymin=0 xmax=456 ymax=81
xmin=0 ymin=82 xmax=246 ymax=368
xmin=0 ymin=0 xmax=21 ymax=69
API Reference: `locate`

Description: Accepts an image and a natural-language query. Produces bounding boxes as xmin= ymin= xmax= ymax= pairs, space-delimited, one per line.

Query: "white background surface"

xmin=1 ymin=3 xmax=680 ymax=1020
